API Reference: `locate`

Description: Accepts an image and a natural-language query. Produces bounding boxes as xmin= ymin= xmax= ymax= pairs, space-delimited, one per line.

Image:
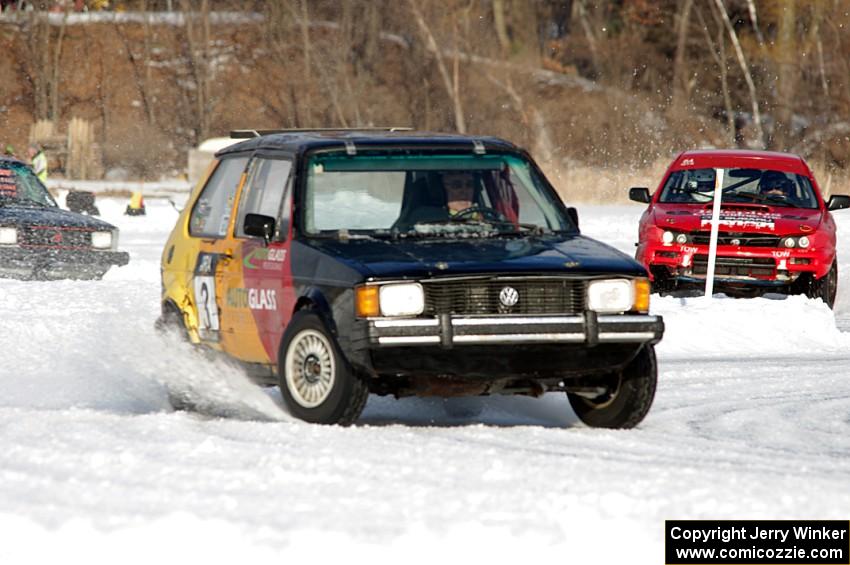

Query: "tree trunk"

xmin=492 ymin=0 xmax=511 ymax=54
xmin=774 ymin=0 xmax=797 ymax=150
xmin=670 ymin=0 xmax=694 ymax=116
xmin=49 ymin=7 xmax=69 ymax=122
xmin=407 ymin=0 xmax=467 ymax=133
xmin=712 ymin=0 xmax=764 ymax=148
xmin=696 ymin=4 xmax=734 ymax=145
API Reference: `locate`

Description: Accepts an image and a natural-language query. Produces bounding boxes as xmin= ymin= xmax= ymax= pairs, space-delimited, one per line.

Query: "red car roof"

xmin=670 ymin=149 xmax=811 ymax=176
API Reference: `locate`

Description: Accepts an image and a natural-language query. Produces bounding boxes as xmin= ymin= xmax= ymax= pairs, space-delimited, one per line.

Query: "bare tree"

xmin=774 ymin=0 xmax=797 ymax=150
xmin=181 ymin=0 xmax=212 ymax=142
xmin=712 ymin=0 xmax=764 ymax=148
xmin=407 ymin=0 xmax=467 ymax=133
xmin=670 ymin=0 xmax=694 ymax=116
xmin=22 ymin=9 xmax=69 ymax=122
xmin=695 ymin=4 xmax=734 ymax=145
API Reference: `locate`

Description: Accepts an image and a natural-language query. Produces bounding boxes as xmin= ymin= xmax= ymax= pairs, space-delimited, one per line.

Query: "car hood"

xmin=303 ymin=234 xmax=646 ymax=279
xmin=652 ymin=203 xmax=823 ymax=235
xmin=0 ymin=205 xmax=116 ymax=230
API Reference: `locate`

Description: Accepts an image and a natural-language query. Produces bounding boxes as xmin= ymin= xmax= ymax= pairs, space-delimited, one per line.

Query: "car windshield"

xmin=658 ymin=167 xmax=819 ymax=209
xmin=0 ymin=161 xmax=57 ymax=208
xmin=303 ymin=153 xmax=573 ymax=238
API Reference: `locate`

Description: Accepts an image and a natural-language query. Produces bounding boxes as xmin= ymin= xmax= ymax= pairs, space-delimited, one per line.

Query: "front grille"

xmin=692 ymin=255 xmax=775 ymax=277
xmin=18 ymin=225 xmax=92 ymax=249
xmin=422 ymin=277 xmax=586 ymax=315
xmin=690 ymin=231 xmax=780 ymax=247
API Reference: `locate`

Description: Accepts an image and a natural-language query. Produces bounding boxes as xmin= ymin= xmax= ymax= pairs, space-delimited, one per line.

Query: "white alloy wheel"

xmin=284 ymin=329 xmax=336 ymax=408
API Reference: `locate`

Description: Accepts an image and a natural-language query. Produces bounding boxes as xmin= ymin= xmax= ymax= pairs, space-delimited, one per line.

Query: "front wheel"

xmin=567 ymin=345 xmax=657 ymax=429
xmin=807 ymin=262 xmax=837 ymax=309
xmin=278 ymin=311 xmax=368 ymax=425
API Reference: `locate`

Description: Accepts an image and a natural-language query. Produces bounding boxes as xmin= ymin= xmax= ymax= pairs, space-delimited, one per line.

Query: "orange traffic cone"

xmin=125 ymin=190 xmax=146 ymax=216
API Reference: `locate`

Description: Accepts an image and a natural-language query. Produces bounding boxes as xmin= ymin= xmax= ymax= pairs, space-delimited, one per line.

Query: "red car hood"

xmin=652 ymin=203 xmax=823 ymax=235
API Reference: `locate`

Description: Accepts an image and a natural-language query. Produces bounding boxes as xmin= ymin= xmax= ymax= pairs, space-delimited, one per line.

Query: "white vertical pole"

xmin=705 ymin=168 xmax=724 ymax=298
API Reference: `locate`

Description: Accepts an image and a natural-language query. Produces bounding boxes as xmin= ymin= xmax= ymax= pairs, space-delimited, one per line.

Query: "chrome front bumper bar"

xmin=367 ymin=314 xmax=664 ymax=347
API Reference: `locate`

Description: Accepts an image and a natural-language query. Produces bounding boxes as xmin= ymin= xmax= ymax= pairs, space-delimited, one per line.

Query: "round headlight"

xmin=662 ymin=231 xmax=674 ymax=244
xmin=675 ymin=233 xmax=688 ymax=244
xmin=798 ymin=236 xmax=810 ymax=248
xmin=783 ymin=237 xmax=796 ymax=248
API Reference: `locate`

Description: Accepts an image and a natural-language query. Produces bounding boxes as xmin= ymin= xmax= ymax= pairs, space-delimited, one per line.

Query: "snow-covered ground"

xmin=2 ymin=198 xmax=850 ymax=564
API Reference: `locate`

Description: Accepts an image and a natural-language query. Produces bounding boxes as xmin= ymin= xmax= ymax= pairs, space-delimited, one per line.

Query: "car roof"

xmin=215 ymin=129 xmax=521 ymax=158
xmin=0 ymin=156 xmax=29 ymax=168
xmin=672 ymin=149 xmax=810 ymax=175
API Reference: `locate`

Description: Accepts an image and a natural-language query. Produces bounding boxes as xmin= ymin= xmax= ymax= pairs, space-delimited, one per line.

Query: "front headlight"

xmin=355 ymin=283 xmax=425 ymax=317
xmin=797 ymin=236 xmax=810 ymax=248
xmin=91 ymin=230 xmax=113 ymax=249
xmin=0 ymin=227 xmax=17 ymax=245
xmin=379 ymin=283 xmax=424 ymax=316
xmin=782 ymin=236 xmax=796 ymax=248
xmin=587 ymin=279 xmax=634 ymax=313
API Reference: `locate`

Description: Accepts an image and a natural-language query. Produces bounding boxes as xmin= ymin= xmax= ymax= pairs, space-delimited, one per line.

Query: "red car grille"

xmin=692 ymin=255 xmax=775 ymax=277
xmin=690 ymin=231 xmax=781 ymax=247
xmin=18 ymin=226 xmax=92 ymax=249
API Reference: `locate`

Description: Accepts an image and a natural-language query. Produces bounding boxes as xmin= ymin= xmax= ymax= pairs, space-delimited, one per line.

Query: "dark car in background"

xmin=160 ymin=129 xmax=664 ymax=428
xmin=0 ymin=157 xmax=128 ymax=280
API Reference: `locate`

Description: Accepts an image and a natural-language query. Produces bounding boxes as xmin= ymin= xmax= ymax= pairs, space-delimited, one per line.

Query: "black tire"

xmin=278 ymin=311 xmax=368 ymax=425
xmin=807 ymin=262 xmax=837 ymax=309
xmin=155 ymin=302 xmax=189 ymax=340
xmin=567 ymin=345 xmax=657 ymax=429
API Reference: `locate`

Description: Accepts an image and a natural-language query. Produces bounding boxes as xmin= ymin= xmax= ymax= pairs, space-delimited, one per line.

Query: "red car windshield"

xmin=658 ymin=167 xmax=819 ymax=209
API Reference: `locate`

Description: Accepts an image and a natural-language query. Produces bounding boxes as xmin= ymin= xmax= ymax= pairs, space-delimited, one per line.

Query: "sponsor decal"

xmin=772 ymin=250 xmax=791 ymax=259
xmin=680 ymin=158 xmax=694 ymax=166
xmin=226 ymin=287 xmax=278 ymax=311
xmin=243 ymin=247 xmax=287 ymax=270
xmin=699 ymin=210 xmax=780 ymax=230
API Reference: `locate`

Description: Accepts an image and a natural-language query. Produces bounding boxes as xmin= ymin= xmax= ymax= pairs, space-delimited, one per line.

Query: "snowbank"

xmin=654 ymin=294 xmax=850 ymax=359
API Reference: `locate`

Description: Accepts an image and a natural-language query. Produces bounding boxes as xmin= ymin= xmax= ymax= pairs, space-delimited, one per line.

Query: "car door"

xmin=218 ymin=153 xmax=295 ymax=364
xmin=186 ymin=154 xmax=250 ymax=347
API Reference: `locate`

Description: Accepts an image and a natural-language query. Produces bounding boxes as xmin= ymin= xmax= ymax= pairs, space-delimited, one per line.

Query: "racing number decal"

xmin=193 ymin=252 xmax=220 ymax=340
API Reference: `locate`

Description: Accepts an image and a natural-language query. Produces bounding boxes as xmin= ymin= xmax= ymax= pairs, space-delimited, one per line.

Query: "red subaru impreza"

xmin=630 ymin=150 xmax=850 ymax=307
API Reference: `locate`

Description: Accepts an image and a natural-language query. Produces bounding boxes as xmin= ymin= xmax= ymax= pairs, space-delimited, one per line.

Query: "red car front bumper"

xmin=638 ymin=240 xmax=831 ymax=286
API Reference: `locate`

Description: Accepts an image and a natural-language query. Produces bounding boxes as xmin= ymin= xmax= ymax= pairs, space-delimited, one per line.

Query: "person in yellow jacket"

xmin=28 ymin=144 xmax=48 ymax=183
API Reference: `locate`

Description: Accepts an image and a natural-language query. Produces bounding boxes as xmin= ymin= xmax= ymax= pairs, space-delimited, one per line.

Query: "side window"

xmin=189 ymin=156 xmax=249 ymax=238
xmin=237 ymin=157 xmax=293 ymax=238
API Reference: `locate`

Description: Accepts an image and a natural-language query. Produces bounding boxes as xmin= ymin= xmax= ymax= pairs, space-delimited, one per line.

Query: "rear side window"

xmin=236 ymin=157 xmax=293 ymax=238
xmin=189 ymin=156 xmax=249 ymax=237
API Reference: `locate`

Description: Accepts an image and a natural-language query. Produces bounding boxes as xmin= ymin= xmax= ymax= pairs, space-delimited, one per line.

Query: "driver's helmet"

xmin=687 ymin=168 xmax=716 ymax=191
xmin=759 ymin=173 xmax=794 ymax=197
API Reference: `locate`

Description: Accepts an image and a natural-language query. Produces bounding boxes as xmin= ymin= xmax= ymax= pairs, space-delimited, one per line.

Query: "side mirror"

xmin=629 ymin=187 xmax=651 ymax=204
xmin=567 ymin=206 xmax=579 ymax=229
xmin=827 ymin=195 xmax=850 ymax=211
xmin=243 ymin=213 xmax=276 ymax=244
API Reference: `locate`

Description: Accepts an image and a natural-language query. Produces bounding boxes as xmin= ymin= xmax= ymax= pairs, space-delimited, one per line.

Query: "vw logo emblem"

xmin=499 ymin=286 xmax=519 ymax=307
xmin=731 ymin=238 xmax=741 ymax=246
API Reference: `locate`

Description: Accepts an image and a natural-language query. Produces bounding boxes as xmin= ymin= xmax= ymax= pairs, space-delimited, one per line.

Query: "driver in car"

xmin=759 ymin=176 xmax=797 ymax=204
xmin=443 ymin=172 xmax=482 ymax=219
